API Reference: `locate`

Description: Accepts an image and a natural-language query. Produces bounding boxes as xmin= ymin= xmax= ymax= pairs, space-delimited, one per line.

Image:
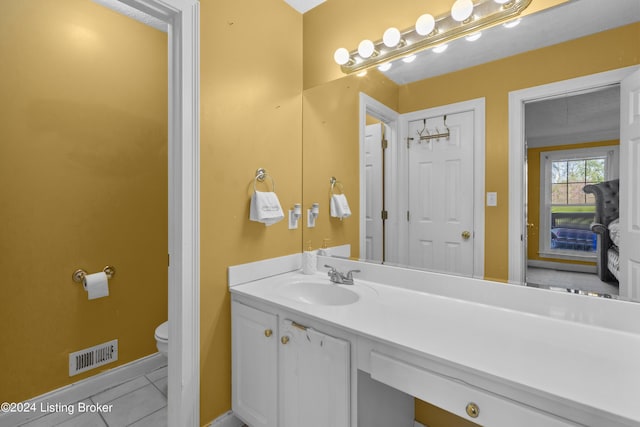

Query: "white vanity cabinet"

xmin=232 ymin=300 xmax=351 ymax=427
xmin=231 ymin=301 xmax=278 ymax=427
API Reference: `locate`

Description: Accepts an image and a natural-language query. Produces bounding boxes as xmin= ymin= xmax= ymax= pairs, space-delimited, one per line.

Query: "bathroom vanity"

xmin=229 ymin=255 xmax=640 ymax=427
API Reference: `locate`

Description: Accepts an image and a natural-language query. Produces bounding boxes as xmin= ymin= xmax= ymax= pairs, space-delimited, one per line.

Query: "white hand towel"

xmin=330 ymin=194 xmax=351 ymax=219
xmin=250 ymin=191 xmax=284 ymax=226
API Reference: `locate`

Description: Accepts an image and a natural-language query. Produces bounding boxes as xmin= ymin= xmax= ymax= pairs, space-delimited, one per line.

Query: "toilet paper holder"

xmin=72 ymin=266 xmax=116 ymax=283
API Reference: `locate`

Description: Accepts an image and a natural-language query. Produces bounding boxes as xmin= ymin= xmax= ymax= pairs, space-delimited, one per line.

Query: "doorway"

xmin=509 ymin=66 xmax=638 ymax=301
xmin=523 ymin=85 xmax=621 ymax=297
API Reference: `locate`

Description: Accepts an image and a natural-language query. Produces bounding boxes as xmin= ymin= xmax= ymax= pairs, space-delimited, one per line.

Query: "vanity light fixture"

xmin=333 ymin=0 xmax=531 ymax=74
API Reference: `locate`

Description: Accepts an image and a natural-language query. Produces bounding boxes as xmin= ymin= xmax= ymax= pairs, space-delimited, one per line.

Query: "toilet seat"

xmin=155 ymin=321 xmax=168 ymax=342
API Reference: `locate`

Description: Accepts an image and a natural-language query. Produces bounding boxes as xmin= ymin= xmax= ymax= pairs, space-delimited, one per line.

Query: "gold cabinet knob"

xmin=264 ymin=329 xmax=272 ymax=338
xmin=281 ymin=336 xmax=290 ymax=345
xmin=461 ymin=231 xmax=471 ymax=240
xmin=465 ymin=402 xmax=480 ymax=418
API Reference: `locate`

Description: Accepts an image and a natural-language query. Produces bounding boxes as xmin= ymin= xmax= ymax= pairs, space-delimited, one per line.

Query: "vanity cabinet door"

xmin=232 ymin=302 xmax=278 ymax=427
xmin=279 ymin=319 xmax=350 ymax=427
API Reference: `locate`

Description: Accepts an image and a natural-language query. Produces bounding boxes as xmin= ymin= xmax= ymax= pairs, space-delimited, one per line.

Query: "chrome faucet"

xmin=324 ymin=265 xmax=360 ymax=285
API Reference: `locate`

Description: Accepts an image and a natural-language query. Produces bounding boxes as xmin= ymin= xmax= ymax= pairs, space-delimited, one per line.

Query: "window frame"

xmin=538 ymin=146 xmax=619 ymax=260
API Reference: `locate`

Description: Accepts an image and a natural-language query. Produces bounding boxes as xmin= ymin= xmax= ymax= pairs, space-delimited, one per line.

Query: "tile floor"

xmin=16 ymin=364 xmax=168 ymax=427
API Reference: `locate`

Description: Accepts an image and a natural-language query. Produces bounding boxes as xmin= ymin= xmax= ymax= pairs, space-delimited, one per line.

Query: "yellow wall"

xmin=200 ymin=0 xmax=303 ymax=422
xmin=302 ymin=71 xmax=398 ymax=252
xmin=0 ymin=0 xmax=167 ymax=402
xmin=400 ymin=23 xmax=640 ymax=283
xmin=527 ymin=140 xmax=619 ymax=264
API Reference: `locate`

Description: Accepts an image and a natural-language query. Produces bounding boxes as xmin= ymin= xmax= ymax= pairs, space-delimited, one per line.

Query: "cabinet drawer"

xmin=370 ymin=351 xmax=577 ymax=427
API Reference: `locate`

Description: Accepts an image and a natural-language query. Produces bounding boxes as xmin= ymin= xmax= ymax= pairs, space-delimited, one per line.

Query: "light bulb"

xmin=383 ymin=27 xmax=402 ymax=48
xmin=402 ymin=55 xmax=416 ymax=63
xmin=358 ymin=39 xmax=376 ymax=58
xmin=378 ymin=63 xmax=392 ymax=72
xmin=415 ymin=14 xmax=435 ymax=36
xmin=334 ymin=48 xmax=351 ymax=65
xmin=465 ymin=32 xmax=482 ymax=42
xmin=451 ymin=0 xmax=474 ymax=22
xmin=503 ymin=18 xmax=521 ymax=28
xmin=433 ymin=44 xmax=448 ymax=53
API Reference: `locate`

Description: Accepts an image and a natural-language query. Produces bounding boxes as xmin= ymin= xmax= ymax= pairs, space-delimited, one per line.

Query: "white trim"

xmin=398 ymin=98 xmax=486 ymax=279
xmin=359 ymin=93 xmax=401 ymax=263
xmin=109 ymin=1 xmax=201 ymax=426
xmin=0 ymin=354 xmax=167 ymax=426
xmin=508 ymin=66 xmax=639 ymax=285
xmin=414 ymin=421 xmax=427 ymax=427
xmin=206 ymin=410 xmax=244 ymax=427
xmin=528 ymin=259 xmax=597 ymax=274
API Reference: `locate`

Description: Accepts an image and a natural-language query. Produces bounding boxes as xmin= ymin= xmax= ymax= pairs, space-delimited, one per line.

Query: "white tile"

xmin=91 ymin=376 xmax=150 ymax=405
xmin=152 ymin=377 xmax=167 ymax=397
xmin=55 ymin=412 xmax=106 ymax=427
xmin=19 ymin=400 xmax=91 ymax=427
xmin=145 ymin=366 xmax=167 ymax=383
xmin=128 ymin=406 xmax=167 ymax=427
xmin=100 ymin=384 xmax=166 ymax=427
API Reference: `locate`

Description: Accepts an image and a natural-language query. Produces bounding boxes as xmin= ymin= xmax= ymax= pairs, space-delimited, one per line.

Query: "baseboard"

xmin=207 ymin=410 xmax=244 ymax=427
xmin=0 ymin=353 xmax=166 ymax=426
xmin=527 ymin=259 xmax=597 ymax=274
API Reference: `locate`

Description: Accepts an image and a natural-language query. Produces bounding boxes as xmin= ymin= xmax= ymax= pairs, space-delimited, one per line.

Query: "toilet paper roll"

xmin=83 ymin=272 xmax=110 ymax=300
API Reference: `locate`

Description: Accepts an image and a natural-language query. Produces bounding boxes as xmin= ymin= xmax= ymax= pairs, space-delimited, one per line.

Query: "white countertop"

xmin=230 ymin=268 xmax=640 ymax=425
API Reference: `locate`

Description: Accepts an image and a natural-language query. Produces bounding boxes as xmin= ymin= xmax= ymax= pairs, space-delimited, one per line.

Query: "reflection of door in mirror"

xmin=524 ymin=85 xmax=621 ymax=298
xmin=406 ymin=111 xmax=475 ymax=276
xmin=364 ymin=118 xmax=385 ymax=263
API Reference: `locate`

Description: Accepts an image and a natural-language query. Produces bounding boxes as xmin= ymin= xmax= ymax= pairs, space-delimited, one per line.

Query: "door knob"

xmin=461 ymin=231 xmax=471 ymax=240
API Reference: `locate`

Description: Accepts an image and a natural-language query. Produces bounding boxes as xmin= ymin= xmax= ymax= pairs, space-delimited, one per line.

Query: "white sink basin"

xmin=279 ymin=281 xmax=359 ymax=306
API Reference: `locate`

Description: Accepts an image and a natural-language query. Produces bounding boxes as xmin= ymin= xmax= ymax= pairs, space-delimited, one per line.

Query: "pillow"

xmin=608 ymin=218 xmax=621 ymax=247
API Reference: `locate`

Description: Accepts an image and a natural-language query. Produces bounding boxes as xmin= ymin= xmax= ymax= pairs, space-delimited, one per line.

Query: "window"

xmin=539 ymin=147 xmax=619 ymax=260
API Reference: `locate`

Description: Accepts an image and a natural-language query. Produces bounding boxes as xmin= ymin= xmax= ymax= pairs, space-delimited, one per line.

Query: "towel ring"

xmin=254 ymin=168 xmax=276 ymax=192
xmin=329 ymin=177 xmax=344 ymax=195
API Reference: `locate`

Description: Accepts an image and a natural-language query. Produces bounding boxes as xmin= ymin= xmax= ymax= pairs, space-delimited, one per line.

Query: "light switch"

xmin=487 ymin=192 xmax=497 ymax=207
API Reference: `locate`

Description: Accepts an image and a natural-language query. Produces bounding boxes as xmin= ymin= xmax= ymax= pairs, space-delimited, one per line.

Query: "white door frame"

xmin=508 ymin=66 xmax=639 ymax=285
xmin=399 ymin=98 xmax=486 ymax=279
xmin=106 ymin=1 xmax=200 ymax=425
xmin=359 ymin=93 xmax=400 ymax=262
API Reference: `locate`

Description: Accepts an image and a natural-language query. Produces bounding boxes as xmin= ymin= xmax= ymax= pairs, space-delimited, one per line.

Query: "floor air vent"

xmin=69 ymin=339 xmax=118 ymax=376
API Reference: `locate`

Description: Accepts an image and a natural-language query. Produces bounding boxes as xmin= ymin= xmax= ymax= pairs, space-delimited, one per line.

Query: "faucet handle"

xmin=324 ymin=264 xmax=336 ymax=271
xmin=346 ymin=269 xmax=360 ymax=279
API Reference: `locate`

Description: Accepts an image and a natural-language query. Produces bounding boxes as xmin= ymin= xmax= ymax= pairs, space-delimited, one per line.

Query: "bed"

xmin=583 ymin=179 xmax=619 ymax=282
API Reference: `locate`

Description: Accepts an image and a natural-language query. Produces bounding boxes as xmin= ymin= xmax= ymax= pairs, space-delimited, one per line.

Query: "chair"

xmin=582 ymin=179 xmax=619 ymax=282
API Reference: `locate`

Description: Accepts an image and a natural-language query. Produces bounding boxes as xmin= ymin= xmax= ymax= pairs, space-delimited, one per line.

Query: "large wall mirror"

xmin=302 ymin=0 xmax=640 ymax=302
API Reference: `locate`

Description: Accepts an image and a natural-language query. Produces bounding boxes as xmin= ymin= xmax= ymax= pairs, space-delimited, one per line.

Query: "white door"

xmin=280 ymin=320 xmax=350 ymax=427
xmin=619 ymin=68 xmax=640 ymax=301
xmin=365 ymin=123 xmax=384 ymax=262
xmin=231 ymin=302 xmax=278 ymax=427
xmin=407 ymin=111 xmax=475 ymax=275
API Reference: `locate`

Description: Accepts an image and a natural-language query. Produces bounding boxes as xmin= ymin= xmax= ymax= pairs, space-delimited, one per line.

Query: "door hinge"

xmin=406 ymin=137 xmax=413 ymax=149
xmin=407 ymin=211 xmax=410 ymax=221
xmin=381 ymin=210 xmax=388 ymax=220
xmin=382 ymin=139 xmax=388 ymax=150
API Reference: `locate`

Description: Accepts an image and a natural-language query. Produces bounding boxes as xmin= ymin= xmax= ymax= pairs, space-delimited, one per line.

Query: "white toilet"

xmin=154 ymin=321 xmax=168 ymax=356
